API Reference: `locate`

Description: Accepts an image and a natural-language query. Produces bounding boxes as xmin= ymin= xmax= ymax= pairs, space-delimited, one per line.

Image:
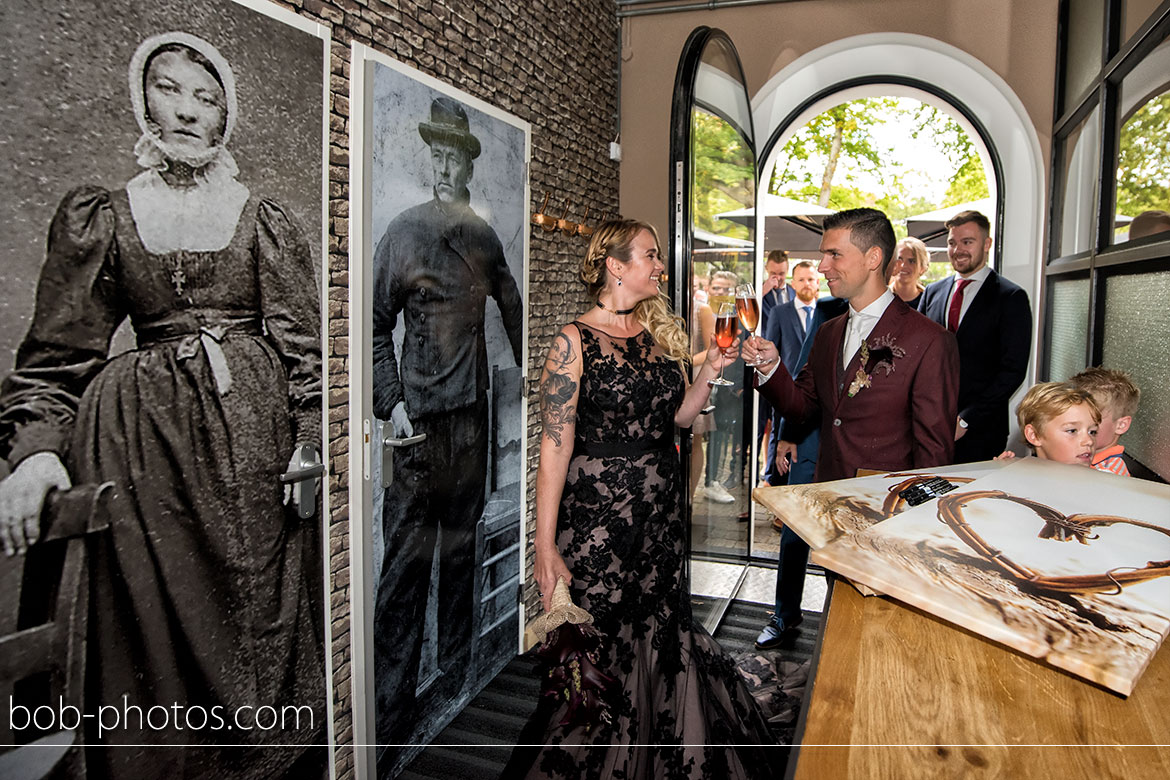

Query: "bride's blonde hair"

xmin=581 ymin=219 xmax=690 ymax=365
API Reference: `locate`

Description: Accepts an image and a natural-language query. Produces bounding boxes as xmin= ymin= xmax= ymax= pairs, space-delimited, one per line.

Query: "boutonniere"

xmin=847 ymin=334 xmax=907 ymax=397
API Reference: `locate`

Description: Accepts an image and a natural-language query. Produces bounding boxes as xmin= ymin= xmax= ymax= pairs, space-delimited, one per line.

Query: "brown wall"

xmin=270 ymin=0 xmax=620 ymax=777
xmin=618 ymin=0 xmax=1060 ymax=239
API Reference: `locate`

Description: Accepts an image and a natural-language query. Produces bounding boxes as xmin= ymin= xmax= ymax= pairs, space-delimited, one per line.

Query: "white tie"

xmin=842 ymin=314 xmax=867 ymax=370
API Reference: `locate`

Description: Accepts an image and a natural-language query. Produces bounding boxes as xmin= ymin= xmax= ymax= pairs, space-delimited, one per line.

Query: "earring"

xmin=617 ymin=277 xmax=623 ymax=286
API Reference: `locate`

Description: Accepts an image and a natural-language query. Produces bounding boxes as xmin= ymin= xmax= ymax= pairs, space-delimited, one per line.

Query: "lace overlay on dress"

xmin=506 ymin=322 xmax=774 ymax=780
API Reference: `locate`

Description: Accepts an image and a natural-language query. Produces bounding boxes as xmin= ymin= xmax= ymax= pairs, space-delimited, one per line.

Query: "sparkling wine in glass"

xmin=735 ymin=283 xmax=764 ymax=365
xmin=708 ymin=302 xmax=736 ymax=387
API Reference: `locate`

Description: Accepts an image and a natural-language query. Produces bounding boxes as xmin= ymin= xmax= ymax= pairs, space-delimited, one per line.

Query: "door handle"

xmin=280 ymin=443 xmax=325 ymax=519
xmin=382 ymin=433 xmax=426 ymax=489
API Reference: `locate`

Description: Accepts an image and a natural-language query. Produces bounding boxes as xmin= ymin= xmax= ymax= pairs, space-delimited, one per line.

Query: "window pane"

xmin=1122 ymin=0 xmax=1163 ymax=43
xmin=688 ymin=32 xmax=756 ymax=561
xmin=1111 ymin=34 xmax=1170 ymax=245
xmin=1101 ymin=269 xmax=1170 ymax=479
xmin=1058 ymin=104 xmax=1101 ymax=256
xmin=1045 ymin=276 xmax=1090 ymax=381
xmin=1063 ymin=0 xmax=1106 ymax=109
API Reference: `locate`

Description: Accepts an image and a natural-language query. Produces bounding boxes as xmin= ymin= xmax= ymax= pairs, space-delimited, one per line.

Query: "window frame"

xmin=1042 ymin=0 xmax=1170 ymax=379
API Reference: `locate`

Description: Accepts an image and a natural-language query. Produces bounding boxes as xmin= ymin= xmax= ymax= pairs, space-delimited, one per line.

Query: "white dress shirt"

xmin=842 ymin=289 xmax=895 ymax=370
xmin=947 ymin=264 xmax=992 ymax=329
xmin=756 ymin=290 xmax=895 ymax=381
xmin=799 ymin=302 xmax=814 ymax=334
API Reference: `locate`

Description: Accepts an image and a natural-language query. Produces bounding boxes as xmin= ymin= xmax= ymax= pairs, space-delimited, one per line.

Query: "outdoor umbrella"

xmin=715 ymin=193 xmax=832 ymax=253
xmin=905 ymin=198 xmax=1134 ymax=246
xmin=903 ymin=198 xmax=996 ymax=247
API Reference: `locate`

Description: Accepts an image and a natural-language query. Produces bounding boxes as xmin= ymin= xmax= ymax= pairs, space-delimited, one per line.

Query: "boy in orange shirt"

xmin=1014 ymin=382 xmax=1100 ymax=466
xmin=1069 ymin=367 xmax=1140 ymax=477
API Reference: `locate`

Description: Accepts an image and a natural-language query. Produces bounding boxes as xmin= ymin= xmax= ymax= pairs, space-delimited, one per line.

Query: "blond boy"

xmin=1014 ymin=382 xmax=1101 ymax=467
xmin=1070 ymin=367 xmax=1140 ymax=477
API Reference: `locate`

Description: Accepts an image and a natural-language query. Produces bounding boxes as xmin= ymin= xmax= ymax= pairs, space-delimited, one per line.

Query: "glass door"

xmin=669 ymin=27 xmax=758 ymax=630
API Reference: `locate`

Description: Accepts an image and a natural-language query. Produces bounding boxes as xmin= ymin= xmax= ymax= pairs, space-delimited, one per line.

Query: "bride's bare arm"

xmin=533 ymin=326 xmax=582 ymax=612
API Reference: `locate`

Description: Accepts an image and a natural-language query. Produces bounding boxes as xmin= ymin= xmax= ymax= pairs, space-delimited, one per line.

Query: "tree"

xmin=769 ymin=97 xmax=990 ymax=226
xmin=944 ymin=155 xmax=990 ymax=206
xmin=908 ymin=103 xmax=989 ymax=206
xmin=691 ymin=109 xmax=754 ymax=238
xmin=1115 ymin=93 xmax=1170 ymax=217
xmin=770 ymin=98 xmax=898 ymax=208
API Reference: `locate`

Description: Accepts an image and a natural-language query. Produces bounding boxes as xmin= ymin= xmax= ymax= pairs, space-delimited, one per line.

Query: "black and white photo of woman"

xmin=0 ymin=5 xmax=328 ymax=776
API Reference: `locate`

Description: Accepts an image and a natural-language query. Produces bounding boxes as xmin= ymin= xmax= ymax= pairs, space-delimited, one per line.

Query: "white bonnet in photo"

xmin=128 ymin=31 xmax=239 ymax=147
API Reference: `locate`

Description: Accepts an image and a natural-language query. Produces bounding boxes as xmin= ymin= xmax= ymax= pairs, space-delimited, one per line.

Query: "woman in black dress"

xmin=0 ymin=32 xmax=323 ymax=778
xmin=511 ymin=220 xmax=776 ymax=778
xmin=889 ymin=235 xmax=931 ymax=310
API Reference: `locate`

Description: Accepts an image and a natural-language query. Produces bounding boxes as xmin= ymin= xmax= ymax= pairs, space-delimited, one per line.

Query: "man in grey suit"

xmin=372 ymin=96 xmax=524 ymax=750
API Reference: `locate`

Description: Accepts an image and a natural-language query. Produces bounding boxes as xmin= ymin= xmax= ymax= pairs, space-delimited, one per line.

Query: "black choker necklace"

xmin=597 ymin=301 xmax=636 ymax=315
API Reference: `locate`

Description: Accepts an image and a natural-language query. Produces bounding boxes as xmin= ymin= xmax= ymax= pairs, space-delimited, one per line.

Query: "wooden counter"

xmin=790 ymin=579 xmax=1170 ymax=779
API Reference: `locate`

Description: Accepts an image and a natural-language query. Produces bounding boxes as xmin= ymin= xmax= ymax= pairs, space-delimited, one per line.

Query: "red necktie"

xmin=947 ymin=279 xmax=972 ymax=332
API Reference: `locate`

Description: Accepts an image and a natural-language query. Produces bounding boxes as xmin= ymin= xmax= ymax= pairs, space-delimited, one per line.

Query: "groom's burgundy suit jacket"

xmin=757 ymin=297 xmax=960 ymax=482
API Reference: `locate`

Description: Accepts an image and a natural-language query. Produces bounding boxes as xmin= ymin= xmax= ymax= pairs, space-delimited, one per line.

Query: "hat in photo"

xmin=418 ymin=97 xmax=481 ymax=159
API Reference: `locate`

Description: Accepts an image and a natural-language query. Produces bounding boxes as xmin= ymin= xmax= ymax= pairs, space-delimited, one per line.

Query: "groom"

xmin=745 ymin=208 xmax=959 ymax=643
xmin=746 ymin=208 xmax=959 ymax=490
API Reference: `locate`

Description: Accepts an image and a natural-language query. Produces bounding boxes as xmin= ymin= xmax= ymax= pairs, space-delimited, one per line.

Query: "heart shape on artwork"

xmin=935 ymin=489 xmax=1170 ymax=595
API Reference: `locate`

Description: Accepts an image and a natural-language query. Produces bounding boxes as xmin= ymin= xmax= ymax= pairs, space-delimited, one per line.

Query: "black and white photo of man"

xmin=371 ymin=95 xmax=524 ymax=758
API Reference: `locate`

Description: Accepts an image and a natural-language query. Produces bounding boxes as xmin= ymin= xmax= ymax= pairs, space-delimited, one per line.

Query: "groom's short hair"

xmin=824 ymin=208 xmax=896 ymax=278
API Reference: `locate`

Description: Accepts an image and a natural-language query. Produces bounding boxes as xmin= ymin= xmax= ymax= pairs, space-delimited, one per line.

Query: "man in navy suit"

xmin=918 ymin=211 xmax=1031 ymax=463
xmin=756 ymin=261 xmax=847 ymax=648
xmin=757 ymin=250 xmax=796 ymax=483
xmin=762 ymin=261 xmax=838 ymax=485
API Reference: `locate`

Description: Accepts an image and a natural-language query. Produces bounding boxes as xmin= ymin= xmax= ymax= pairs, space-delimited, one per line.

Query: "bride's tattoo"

xmin=541 ymin=333 xmax=577 ymax=447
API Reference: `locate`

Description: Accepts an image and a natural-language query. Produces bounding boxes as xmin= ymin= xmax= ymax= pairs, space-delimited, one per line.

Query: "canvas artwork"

xmin=351 ymin=48 xmax=530 ymax=777
xmin=811 ymin=458 xmax=1170 ymax=695
xmin=753 ymin=460 xmax=1008 ymax=550
xmin=0 ymin=0 xmax=330 ymax=777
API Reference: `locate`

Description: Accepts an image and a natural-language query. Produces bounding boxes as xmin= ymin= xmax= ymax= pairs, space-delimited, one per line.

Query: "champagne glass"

xmin=708 ymin=302 xmax=737 ymax=387
xmin=735 ymin=283 xmax=763 ymax=365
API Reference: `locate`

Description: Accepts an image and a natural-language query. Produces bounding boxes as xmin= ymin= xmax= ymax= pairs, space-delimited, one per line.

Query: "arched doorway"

xmin=752 ymin=32 xmax=1045 ymax=346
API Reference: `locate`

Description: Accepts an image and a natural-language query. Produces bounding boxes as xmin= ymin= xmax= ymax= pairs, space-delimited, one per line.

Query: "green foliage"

xmin=944 ymin=155 xmax=990 ymax=206
xmin=770 ymin=97 xmax=989 ymax=230
xmin=911 ymin=104 xmax=988 ymax=206
xmin=1115 ymin=93 xmax=1170 ymax=217
xmin=771 ymin=98 xmax=899 ymax=205
xmin=691 ymin=109 xmax=754 ymax=238
xmin=690 ymin=96 xmax=996 ymax=249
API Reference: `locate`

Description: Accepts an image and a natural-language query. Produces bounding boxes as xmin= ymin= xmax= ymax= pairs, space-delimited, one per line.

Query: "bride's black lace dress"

xmin=506 ymin=322 xmax=775 ymax=779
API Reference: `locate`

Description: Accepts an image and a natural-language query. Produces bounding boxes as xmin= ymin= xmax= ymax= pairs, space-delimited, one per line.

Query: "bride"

xmin=506 ymin=220 xmax=776 ymax=779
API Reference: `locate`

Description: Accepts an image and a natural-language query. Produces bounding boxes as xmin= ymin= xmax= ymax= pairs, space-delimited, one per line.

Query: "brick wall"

xmin=270 ymin=1 xmax=621 ymax=776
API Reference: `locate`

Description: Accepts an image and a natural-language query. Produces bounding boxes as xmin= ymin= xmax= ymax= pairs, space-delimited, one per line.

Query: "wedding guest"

xmin=919 ymin=211 xmax=1031 ymax=462
xmin=1069 ymin=367 xmax=1140 ymax=476
xmin=888 ymin=236 xmax=930 ymax=309
xmin=1015 ymin=382 xmax=1100 ymax=466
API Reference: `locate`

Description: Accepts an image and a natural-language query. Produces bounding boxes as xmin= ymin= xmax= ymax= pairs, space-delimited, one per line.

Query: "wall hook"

xmin=532 ymin=192 xmax=557 ymax=231
xmin=576 ymin=205 xmax=594 ymax=237
xmin=557 ymin=199 xmax=577 ymax=235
